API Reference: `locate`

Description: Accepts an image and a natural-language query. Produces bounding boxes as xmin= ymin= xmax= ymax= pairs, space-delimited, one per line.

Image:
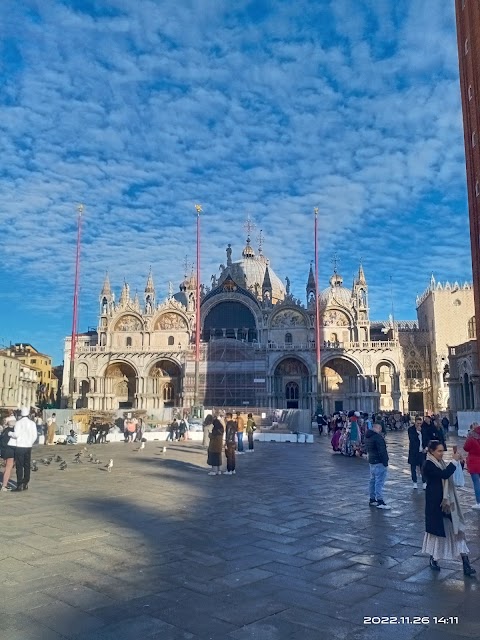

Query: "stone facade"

xmin=0 ymin=350 xmax=38 ymax=410
xmin=61 ymin=239 xmax=475 ymax=417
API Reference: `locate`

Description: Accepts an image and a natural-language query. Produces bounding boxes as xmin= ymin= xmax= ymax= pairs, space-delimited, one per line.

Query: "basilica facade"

xmin=62 ymin=236 xmax=475 ymax=417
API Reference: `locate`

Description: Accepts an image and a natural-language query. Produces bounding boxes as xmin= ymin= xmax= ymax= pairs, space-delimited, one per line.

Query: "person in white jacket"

xmin=9 ymin=407 xmax=37 ymax=491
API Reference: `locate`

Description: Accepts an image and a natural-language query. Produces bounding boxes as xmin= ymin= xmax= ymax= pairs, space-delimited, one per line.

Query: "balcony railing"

xmin=77 ymin=338 xmax=399 ymax=355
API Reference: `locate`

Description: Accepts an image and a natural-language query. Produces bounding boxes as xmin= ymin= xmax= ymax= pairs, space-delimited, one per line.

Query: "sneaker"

xmin=231 ymin=470 xmax=236 ymax=474
xmin=422 ymin=482 xmax=427 ymax=490
xmin=376 ymin=501 xmax=391 ymax=510
xmin=208 ymin=471 xmax=217 ymax=476
xmin=0 ymin=486 xmax=11 ymax=492
xmin=472 ymin=503 xmax=480 ymax=510
xmin=216 ymin=471 xmax=222 ymax=475
xmin=412 ymin=483 xmax=418 ymax=489
xmin=223 ymin=471 xmax=232 ymax=475
xmin=369 ymin=498 xmax=378 ymax=506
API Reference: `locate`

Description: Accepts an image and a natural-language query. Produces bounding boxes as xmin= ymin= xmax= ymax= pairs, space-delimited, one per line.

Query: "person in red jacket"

xmin=463 ymin=424 xmax=480 ymax=510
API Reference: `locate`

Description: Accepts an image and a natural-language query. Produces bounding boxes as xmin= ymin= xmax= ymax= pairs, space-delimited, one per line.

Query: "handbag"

xmin=453 ymin=463 xmax=465 ymax=488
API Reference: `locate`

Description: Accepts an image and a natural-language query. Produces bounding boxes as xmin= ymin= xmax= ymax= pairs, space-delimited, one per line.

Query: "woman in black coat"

xmin=407 ymin=417 xmax=426 ymax=489
xmin=421 ymin=441 xmax=475 ymax=576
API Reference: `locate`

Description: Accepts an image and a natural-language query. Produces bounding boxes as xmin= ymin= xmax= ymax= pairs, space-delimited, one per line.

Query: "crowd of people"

xmin=204 ymin=411 xmax=256 ymax=475
xmin=1 ymin=403 xmax=479 ymax=578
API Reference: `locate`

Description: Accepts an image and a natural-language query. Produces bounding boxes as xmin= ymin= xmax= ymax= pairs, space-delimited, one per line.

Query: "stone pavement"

xmin=1 ymin=431 xmax=479 ymax=640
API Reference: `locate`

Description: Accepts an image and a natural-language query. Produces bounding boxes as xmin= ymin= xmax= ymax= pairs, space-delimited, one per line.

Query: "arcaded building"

xmin=62 ymin=235 xmax=475 ymax=417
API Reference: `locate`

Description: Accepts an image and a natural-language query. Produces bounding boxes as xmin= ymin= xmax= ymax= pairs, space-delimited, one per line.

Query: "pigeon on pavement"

xmin=105 ymin=459 xmax=113 ymax=472
xmin=59 ymin=461 xmax=67 ymax=470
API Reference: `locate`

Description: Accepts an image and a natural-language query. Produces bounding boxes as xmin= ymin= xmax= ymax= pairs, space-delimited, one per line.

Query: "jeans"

xmin=237 ymin=432 xmax=244 ymax=452
xmin=369 ymin=463 xmax=388 ymax=501
xmin=471 ymin=473 xmax=480 ymax=503
xmin=15 ymin=447 xmax=32 ymax=487
xmin=410 ymin=464 xmax=426 ymax=483
xmin=247 ymin=432 xmax=254 ymax=450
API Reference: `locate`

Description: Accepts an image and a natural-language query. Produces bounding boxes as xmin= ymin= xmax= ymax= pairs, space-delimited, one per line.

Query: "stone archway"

xmin=376 ymin=359 xmax=400 ymax=411
xmin=273 ymin=357 xmax=311 ymax=409
xmin=321 ymin=357 xmax=362 ymax=415
xmin=202 ymin=300 xmax=258 ymax=342
xmin=105 ymin=362 xmax=137 ymax=410
xmin=147 ymin=359 xmax=182 ymax=409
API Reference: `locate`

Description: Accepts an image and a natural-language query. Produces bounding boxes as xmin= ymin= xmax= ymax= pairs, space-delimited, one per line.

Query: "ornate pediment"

xmin=271 ymin=309 xmax=306 ymax=328
xmin=155 ymin=312 xmax=188 ymax=331
xmin=114 ymin=314 xmax=143 ymax=332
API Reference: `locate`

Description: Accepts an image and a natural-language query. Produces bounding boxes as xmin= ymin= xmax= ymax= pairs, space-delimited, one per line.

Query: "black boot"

xmin=429 ymin=556 xmax=440 ymax=571
xmin=462 ymin=555 xmax=476 ymax=577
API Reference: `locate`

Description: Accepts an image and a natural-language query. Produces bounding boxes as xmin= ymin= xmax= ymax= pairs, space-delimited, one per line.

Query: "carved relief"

xmin=323 ymin=310 xmax=349 ymax=327
xmin=150 ymin=361 xmax=180 ymax=377
xmin=271 ymin=310 xmax=305 ymax=328
xmin=155 ymin=313 xmax=187 ymax=330
xmin=77 ymin=362 xmax=88 ymax=378
xmin=107 ymin=365 xmax=127 ymax=378
xmin=115 ymin=315 xmax=142 ymax=332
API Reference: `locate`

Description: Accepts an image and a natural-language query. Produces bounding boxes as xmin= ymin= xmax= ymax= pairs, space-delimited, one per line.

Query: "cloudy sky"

xmin=0 ymin=0 xmax=471 ymax=363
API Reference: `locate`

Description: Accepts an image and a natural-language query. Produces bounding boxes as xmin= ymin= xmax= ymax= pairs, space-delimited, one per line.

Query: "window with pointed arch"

xmin=163 ymin=382 xmax=174 ymax=402
xmin=126 ymin=337 xmax=132 ymax=347
xmin=168 ymin=335 xmax=175 ymax=346
xmin=285 ymin=332 xmax=293 ymax=345
xmin=406 ymin=362 xmax=422 ymax=380
xmin=468 ymin=316 xmax=476 ymax=339
xmin=285 ymin=381 xmax=299 ymax=400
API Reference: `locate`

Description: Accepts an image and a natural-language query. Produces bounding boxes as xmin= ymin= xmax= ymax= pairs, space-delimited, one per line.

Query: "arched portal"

xmin=321 ymin=357 xmax=362 ymax=414
xmin=76 ymin=380 xmax=89 ymax=409
xmin=105 ymin=362 xmax=137 ymax=409
xmin=376 ymin=360 xmax=399 ymax=411
xmin=203 ymin=301 xmax=257 ymax=342
xmin=147 ymin=360 xmax=182 ymax=409
xmin=273 ymin=358 xmax=310 ymax=409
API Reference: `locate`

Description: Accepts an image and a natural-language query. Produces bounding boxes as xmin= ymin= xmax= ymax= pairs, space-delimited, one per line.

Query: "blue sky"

xmin=0 ymin=0 xmax=471 ymax=364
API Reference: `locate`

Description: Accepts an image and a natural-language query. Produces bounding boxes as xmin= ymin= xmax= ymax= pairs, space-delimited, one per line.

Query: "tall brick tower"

xmin=455 ymin=0 xmax=480 ymax=358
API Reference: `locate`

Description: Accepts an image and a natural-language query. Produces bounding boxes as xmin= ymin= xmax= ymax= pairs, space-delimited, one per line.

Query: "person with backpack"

xmin=246 ymin=413 xmax=256 ymax=452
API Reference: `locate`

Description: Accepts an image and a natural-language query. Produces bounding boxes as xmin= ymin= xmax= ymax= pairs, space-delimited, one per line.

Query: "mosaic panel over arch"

xmin=271 ymin=309 xmax=306 ymax=328
xmin=114 ymin=315 xmax=143 ymax=332
xmin=155 ymin=313 xmax=188 ymax=331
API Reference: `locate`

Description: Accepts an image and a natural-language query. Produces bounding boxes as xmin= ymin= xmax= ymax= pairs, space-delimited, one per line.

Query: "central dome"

xmin=320 ymin=272 xmax=352 ymax=310
xmin=224 ymin=240 xmax=286 ymax=303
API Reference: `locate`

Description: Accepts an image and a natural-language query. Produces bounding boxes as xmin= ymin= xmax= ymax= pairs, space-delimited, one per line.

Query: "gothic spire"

xmin=357 ymin=262 xmax=366 ymax=285
xmin=119 ymin=280 xmax=130 ymax=305
xmin=100 ymin=272 xmax=111 ymax=297
xmin=145 ymin=267 xmax=155 ymax=294
xmin=307 ymin=262 xmax=316 ymax=293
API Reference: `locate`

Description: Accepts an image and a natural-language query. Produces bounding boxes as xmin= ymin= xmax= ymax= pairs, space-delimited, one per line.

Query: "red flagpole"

xmin=314 ymin=207 xmax=322 ymax=413
xmin=194 ymin=204 xmax=202 ymax=412
xmin=69 ymin=204 xmax=83 ymax=407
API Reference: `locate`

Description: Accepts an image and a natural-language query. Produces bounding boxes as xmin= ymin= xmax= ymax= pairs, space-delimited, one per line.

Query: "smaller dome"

xmin=320 ymin=272 xmax=352 ymax=310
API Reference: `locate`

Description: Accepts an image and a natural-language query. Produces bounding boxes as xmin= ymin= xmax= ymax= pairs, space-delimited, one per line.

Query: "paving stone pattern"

xmin=1 ymin=431 xmax=479 ymax=639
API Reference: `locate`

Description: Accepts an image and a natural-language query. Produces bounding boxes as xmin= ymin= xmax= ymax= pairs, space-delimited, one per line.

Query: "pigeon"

xmin=55 ymin=455 xmax=63 ymax=463
xmin=41 ymin=458 xmax=51 ymax=465
xmin=105 ymin=459 xmax=113 ymax=472
xmin=31 ymin=461 xmax=39 ymax=472
xmin=74 ymin=452 xmax=83 ymax=460
xmin=161 ymin=446 xmax=167 ymax=453
xmin=59 ymin=462 xmax=67 ymax=470
xmin=140 ymin=442 xmax=145 ymax=450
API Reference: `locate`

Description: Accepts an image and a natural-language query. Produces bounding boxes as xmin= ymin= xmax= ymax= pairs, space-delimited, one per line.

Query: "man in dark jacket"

xmin=408 ymin=416 xmax=426 ymax=489
xmin=421 ymin=415 xmax=440 ymax=450
xmin=365 ymin=423 xmax=390 ymax=509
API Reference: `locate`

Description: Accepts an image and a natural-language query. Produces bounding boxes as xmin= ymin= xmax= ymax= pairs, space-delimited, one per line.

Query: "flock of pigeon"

xmin=33 ymin=449 xmax=114 ymax=473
